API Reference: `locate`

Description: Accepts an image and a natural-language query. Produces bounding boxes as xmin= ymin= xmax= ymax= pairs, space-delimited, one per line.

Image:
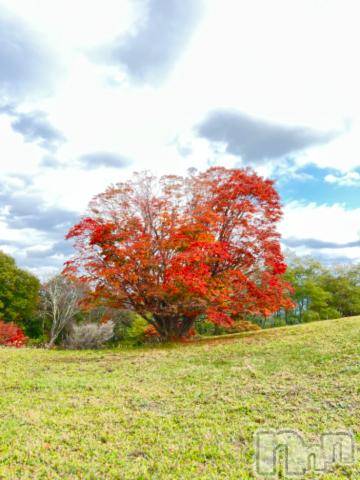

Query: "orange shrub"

xmin=226 ymin=320 xmax=261 ymax=333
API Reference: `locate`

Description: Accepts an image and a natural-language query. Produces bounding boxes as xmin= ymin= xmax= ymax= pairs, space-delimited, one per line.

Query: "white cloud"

xmin=0 ymin=0 xmax=360 ymax=274
xmin=295 ymin=122 xmax=360 ymax=173
xmin=325 ymin=171 xmax=360 ymax=187
xmin=280 ymin=201 xmax=360 ymax=245
xmin=0 ymin=0 xmax=134 ymax=48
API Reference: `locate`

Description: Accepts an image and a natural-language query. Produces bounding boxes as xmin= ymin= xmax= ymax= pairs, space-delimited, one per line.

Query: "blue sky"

xmin=276 ymin=163 xmax=360 ymax=208
xmin=0 ymin=0 xmax=359 ymax=277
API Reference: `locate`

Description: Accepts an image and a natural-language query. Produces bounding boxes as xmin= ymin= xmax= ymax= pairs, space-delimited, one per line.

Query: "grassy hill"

xmin=0 ymin=317 xmax=359 ymax=479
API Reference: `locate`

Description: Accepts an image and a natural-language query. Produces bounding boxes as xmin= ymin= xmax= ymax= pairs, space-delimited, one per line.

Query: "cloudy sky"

xmin=0 ymin=0 xmax=359 ymax=278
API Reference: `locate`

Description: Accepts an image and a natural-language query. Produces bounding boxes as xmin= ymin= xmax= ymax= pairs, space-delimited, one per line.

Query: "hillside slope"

xmin=0 ymin=317 xmax=359 ymax=479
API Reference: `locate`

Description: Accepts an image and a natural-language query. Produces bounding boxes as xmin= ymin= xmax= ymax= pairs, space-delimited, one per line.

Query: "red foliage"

xmin=0 ymin=320 xmax=27 ymax=347
xmin=65 ymin=168 xmax=293 ymax=339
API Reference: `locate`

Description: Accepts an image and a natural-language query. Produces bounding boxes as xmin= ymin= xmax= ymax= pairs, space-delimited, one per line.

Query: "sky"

xmin=0 ymin=0 xmax=359 ymax=278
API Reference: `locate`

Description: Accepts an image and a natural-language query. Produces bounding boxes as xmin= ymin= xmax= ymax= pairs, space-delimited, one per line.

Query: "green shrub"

xmin=195 ymin=317 xmax=261 ymax=336
xmin=303 ymin=310 xmax=320 ymax=323
xmin=27 ymin=336 xmax=47 ymax=348
xmin=122 ymin=315 xmax=149 ymax=344
xmin=322 ymin=307 xmax=341 ymax=320
xmin=194 ymin=317 xmax=217 ymax=336
xmin=112 ymin=310 xmax=138 ymax=341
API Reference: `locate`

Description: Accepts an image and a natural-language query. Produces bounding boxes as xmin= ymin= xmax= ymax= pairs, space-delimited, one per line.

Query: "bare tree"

xmin=41 ymin=275 xmax=83 ymax=348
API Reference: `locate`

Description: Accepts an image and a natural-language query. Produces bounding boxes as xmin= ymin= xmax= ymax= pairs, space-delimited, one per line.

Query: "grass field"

xmin=0 ymin=317 xmax=359 ymax=479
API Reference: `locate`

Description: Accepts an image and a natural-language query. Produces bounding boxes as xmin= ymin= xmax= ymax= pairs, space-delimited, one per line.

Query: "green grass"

xmin=0 ymin=317 xmax=359 ymax=479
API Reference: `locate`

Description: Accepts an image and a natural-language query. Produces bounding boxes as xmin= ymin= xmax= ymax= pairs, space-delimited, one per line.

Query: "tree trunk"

xmin=152 ymin=316 xmax=194 ymax=341
xmin=46 ymin=337 xmax=56 ymax=349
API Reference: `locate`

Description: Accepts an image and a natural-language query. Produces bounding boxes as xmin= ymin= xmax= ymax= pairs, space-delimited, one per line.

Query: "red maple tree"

xmin=65 ymin=167 xmax=292 ymax=339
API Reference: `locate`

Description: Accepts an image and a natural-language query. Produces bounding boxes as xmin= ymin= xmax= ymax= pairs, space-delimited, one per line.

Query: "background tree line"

xmin=262 ymin=253 xmax=360 ymax=328
xmin=1 ymin=248 xmax=359 ymax=347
